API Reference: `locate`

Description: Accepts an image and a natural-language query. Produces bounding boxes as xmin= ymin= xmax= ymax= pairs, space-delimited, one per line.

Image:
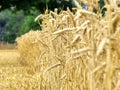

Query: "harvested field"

xmin=0 ymin=50 xmax=39 ymax=90
xmin=0 ymin=50 xmax=20 ymax=66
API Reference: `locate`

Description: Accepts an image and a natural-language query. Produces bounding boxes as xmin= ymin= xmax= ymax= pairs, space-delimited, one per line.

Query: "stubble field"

xmin=0 ymin=50 xmax=20 ymax=66
xmin=0 ymin=47 xmax=40 ymax=90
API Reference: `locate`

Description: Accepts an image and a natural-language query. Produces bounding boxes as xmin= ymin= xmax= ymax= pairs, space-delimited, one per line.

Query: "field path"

xmin=0 ymin=50 xmax=20 ymax=66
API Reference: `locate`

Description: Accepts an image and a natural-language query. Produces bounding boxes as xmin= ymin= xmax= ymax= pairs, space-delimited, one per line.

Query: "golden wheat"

xmin=0 ymin=0 xmax=120 ymax=90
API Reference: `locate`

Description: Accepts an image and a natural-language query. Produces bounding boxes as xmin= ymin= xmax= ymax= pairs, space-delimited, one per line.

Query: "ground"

xmin=0 ymin=45 xmax=35 ymax=90
xmin=0 ymin=50 xmax=20 ymax=66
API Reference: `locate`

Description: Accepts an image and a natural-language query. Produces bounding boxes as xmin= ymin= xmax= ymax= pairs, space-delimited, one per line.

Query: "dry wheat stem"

xmin=44 ymin=62 xmax=61 ymax=74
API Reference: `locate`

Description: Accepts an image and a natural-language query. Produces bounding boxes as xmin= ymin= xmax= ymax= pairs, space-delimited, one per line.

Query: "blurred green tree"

xmin=0 ymin=10 xmax=24 ymax=43
xmin=19 ymin=15 xmax=42 ymax=36
xmin=0 ymin=0 xmax=73 ymax=13
xmin=0 ymin=0 xmax=74 ymax=43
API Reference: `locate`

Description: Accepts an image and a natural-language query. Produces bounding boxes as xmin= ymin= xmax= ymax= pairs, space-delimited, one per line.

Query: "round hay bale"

xmin=16 ymin=30 xmax=48 ymax=68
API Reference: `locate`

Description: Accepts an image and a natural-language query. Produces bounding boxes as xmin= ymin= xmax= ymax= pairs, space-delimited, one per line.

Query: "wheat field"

xmin=0 ymin=0 xmax=120 ymax=90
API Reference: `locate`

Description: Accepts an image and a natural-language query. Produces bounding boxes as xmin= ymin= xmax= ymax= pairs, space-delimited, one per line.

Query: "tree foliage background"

xmin=0 ymin=0 xmax=105 ymax=43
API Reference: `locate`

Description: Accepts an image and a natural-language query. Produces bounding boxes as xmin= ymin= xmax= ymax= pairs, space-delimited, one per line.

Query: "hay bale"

xmin=16 ymin=30 xmax=47 ymax=68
